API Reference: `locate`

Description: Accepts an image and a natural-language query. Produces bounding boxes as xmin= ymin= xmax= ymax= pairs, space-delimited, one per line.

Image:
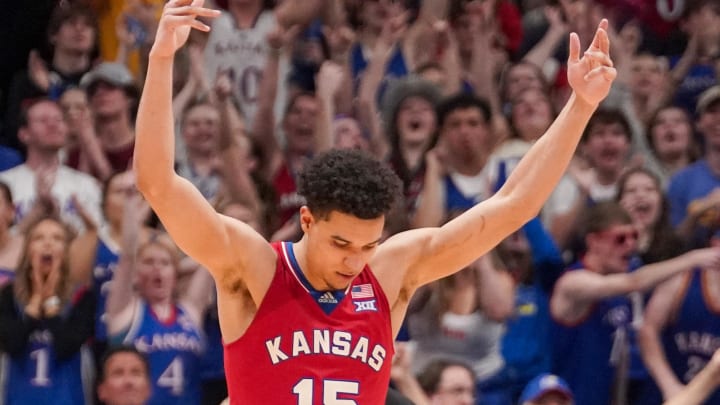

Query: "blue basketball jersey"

xmin=551 ymin=263 xmax=633 ymax=405
xmin=662 ymin=269 xmax=720 ymax=404
xmin=123 ymin=301 xmax=204 ymax=405
xmin=1 ymin=304 xmax=93 ymax=404
xmin=444 ymin=175 xmax=487 ymax=216
xmin=92 ymin=232 xmax=120 ymax=341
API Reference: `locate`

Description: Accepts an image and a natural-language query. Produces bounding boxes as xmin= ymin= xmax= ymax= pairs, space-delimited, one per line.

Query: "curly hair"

xmin=297 ymin=149 xmax=402 ymax=220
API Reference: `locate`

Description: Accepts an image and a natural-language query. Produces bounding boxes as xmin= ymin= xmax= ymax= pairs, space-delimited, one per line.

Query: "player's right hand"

xmin=151 ymin=0 xmax=220 ymax=59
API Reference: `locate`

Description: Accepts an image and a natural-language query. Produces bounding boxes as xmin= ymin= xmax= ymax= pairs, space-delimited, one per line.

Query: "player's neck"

xmin=292 ymin=239 xmax=332 ymax=292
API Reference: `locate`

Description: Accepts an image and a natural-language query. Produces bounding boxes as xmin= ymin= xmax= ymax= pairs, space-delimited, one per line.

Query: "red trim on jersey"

xmin=148 ymin=304 xmax=177 ymax=327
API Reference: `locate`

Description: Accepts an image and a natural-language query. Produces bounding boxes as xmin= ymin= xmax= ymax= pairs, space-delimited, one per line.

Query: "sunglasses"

xmin=600 ymin=229 xmax=639 ymax=246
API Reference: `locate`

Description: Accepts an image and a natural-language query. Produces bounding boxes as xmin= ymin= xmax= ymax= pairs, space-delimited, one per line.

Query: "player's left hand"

xmin=567 ymin=19 xmax=616 ymax=106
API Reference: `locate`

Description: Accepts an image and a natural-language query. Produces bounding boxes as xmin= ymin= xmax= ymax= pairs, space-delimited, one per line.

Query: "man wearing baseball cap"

xmin=75 ymin=62 xmax=139 ymax=178
xmin=519 ymin=373 xmax=573 ymax=405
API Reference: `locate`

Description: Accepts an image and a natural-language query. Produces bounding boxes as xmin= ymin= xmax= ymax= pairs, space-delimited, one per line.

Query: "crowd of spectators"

xmin=3 ymin=0 xmax=720 ymax=404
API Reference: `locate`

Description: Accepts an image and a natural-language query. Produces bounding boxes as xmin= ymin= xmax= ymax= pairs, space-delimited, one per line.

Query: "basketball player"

xmin=134 ymin=1 xmax=617 ymax=403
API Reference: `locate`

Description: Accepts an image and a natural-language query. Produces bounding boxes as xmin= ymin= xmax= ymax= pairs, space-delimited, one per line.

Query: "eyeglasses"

xmin=600 ymin=229 xmax=639 ymax=246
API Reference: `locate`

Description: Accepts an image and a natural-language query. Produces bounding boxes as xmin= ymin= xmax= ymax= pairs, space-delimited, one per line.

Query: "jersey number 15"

xmin=293 ymin=378 xmax=359 ymax=404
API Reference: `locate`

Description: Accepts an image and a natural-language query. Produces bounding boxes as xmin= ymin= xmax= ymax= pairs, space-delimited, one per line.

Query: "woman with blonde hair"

xmin=106 ymin=193 xmax=213 ymax=405
xmin=0 ymin=216 xmax=96 ymax=404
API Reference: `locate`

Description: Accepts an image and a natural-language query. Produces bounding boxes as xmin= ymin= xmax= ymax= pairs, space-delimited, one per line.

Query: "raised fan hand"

xmin=567 ymin=19 xmax=617 ymax=106
xmin=151 ymin=0 xmax=220 ymax=59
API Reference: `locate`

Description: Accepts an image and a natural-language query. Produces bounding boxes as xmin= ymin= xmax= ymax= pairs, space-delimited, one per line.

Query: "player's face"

xmin=98 ymin=352 xmax=151 ymax=405
xmin=430 ymin=365 xmax=476 ymax=405
xmin=136 ymin=243 xmax=176 ymax=302
xmin=304 ymin=210 xmax=384 ymax=290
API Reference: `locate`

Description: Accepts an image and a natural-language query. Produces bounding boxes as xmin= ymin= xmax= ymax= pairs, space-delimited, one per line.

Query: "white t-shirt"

xmin=0 ymin=164 xmax=102 ymax=233
xmin=204 ymin=10 xmax=289 ymax=126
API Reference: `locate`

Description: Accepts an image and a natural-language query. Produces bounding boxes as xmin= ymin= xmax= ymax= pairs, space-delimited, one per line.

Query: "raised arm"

xmin=273 ymin=0 xmax=324 ymax=29
xmin=214 ymin=72 xmax=262 ymax=216
xmin=134 ymin=1 xmax=274 ymax=291
xmin=640 ymin=275 xmax=688 ymax=400
xmin=105 ymin=192 xmax=147 ymax=336
xmin=476 ymin=253 xmax=514 ymax=321
xmin=314 ymin=61 xmax=345 ymax=153
xmin=249 ymin=23 xmax=295 ymax=180
xmin=178 ymin=257 xmax=215 ymax=326
xmin=663 ymin=348 xmax=720 ymax=405
xmin=389 ymin=20 xmax=617 ymax=288
xmin=551 ymin=248 xmax=720 ymax=323
xmin=356 ymin=12 xmax=406 ymax=161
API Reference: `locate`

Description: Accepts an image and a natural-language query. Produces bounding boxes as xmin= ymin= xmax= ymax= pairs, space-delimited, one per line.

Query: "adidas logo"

xmin=318 ymin=292 xmax=338 ymax=304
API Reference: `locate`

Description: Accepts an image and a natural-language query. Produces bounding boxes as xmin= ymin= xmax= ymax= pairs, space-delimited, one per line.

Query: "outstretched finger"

xmin=568 ymin=32 xmax=581 ymax=63
xmin=164 ymin=15 xmax=212 ymax=31
xmin=589 ymin=19 xmax=610 ymax=53
xmin=165 ymin=5 xmax=220 ymax=19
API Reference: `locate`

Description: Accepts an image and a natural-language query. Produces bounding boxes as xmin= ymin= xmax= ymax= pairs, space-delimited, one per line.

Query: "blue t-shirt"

xmin=0 ymin=146 xmax=22 ymax=171
xmin=669 ymin=56 xmax=716 ymax=115
xmin=667 ymin=159 xmax=720 ymax=246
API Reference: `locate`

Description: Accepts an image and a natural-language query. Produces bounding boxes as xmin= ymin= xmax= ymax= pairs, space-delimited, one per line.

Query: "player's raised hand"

xmin=151 ymin=0 xmax=220 ymax=58
xmin=567 ymin=19 xmax=617 ymax=106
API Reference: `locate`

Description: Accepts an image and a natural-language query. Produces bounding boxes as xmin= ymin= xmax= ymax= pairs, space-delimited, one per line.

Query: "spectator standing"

xmin=0 ymin=216 xmax=96 ymax=405
xmin=0 ymin=99 xmax=102 ymax=234
xmin=3 ymin=4 xmax=97 ymax=154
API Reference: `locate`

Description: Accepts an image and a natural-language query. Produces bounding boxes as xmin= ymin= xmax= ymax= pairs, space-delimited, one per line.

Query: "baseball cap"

xmin=80 ymin=62 xmax=138 ymax=97
xmin=696 ymin=85 xmax=720 ymax=115
xmin=519 ymin=374 xmax=573 ymax=404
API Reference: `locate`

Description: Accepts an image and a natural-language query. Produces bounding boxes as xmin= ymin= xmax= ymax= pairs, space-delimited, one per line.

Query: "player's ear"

xmin=299 ymin=206 xmax=314 ymax=231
